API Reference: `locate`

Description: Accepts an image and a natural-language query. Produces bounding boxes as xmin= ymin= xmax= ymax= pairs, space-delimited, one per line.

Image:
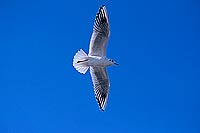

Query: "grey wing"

xmin=89 ymin=5 xmax=110 ymax=57
xmin=90 ymin=67 xmax=110 ymax=111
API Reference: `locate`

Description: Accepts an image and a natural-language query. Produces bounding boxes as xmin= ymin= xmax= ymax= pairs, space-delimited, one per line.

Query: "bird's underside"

xmin=73 ymin=5 xmax=111 ymax=111
xmin=89 ymin=5 xmax=110 ymax=111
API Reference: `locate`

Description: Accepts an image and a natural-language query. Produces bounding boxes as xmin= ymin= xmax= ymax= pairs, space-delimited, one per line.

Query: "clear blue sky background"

xmin=0 ymin=0 xmax=200 ymax=132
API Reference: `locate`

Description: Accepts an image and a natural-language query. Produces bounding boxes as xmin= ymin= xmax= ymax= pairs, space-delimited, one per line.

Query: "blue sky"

xmin=0 ymin=0 xmax=200 ymax=132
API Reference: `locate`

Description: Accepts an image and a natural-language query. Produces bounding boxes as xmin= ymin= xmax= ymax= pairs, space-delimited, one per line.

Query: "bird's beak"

xmin=114 ymin=62 xmax=119 ymax=65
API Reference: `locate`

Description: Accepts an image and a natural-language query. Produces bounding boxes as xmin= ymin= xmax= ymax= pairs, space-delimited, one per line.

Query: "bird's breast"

xmin=88 ymin=56 xmax=108 ymax=67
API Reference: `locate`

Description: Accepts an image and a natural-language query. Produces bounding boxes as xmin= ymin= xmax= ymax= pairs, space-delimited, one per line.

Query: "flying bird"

xmin=73 ymin=5 xmax=118 ymax=111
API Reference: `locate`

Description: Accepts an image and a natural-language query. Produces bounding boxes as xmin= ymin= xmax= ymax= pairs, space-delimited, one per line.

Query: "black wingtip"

xmin=95 ymin=96 xmax=105 ymax=112
xmin=99 ymin=5 xmax=105 ymax=10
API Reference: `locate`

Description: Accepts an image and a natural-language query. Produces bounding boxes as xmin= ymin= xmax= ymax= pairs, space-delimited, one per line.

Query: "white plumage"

xmin=73 ymin=5 xmax=118 ymax=111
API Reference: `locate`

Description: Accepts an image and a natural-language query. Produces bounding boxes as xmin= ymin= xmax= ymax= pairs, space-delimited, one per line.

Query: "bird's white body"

xmin=72 ymin=5 xmax=118 ymax=111
xmin=89 ymin=56 xmax=113 ymax=66
xmin=85 ymin=56 xmax=113 ymax=67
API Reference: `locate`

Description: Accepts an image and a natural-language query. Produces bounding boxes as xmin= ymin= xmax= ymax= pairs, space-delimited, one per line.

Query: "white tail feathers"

xmin=73 ymin=49 xmax=89 ymax=74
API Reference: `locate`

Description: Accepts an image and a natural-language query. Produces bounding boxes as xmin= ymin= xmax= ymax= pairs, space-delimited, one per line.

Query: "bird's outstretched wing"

xmin=90 ymin=66 xmax=110 ymax=111
xmin=89 ymin=5 xmax=110 ymax=57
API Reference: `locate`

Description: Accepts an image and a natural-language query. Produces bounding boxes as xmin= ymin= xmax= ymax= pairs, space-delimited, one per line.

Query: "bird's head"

xmin=108 ymin=58 xmax=119 ymax=66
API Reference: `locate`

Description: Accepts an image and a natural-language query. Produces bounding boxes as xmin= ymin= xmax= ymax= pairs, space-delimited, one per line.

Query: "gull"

xmin=73 ymin=5 xmax=118 ymax=111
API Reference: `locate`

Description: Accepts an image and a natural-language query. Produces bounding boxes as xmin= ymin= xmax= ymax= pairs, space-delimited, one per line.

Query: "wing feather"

xmin=89 ymin=5 xmax=110 ymax=57
xmin=90 ymin=67 xmax=110 ymax=111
